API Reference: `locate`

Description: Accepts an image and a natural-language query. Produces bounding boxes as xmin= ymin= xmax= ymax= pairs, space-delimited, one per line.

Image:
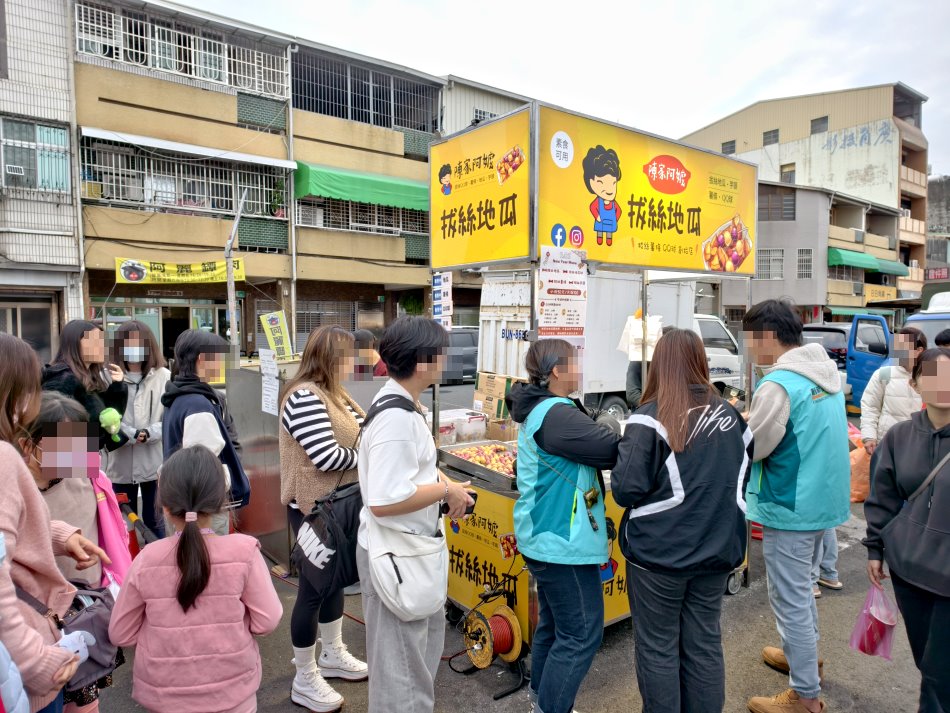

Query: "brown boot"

xmin=748 ymin=689 xmax=826 ymax=713
xmin=762 ymin=646 xmax=824 ymax=680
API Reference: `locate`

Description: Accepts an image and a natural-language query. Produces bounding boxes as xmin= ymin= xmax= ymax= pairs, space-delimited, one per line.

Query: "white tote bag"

xmin=366 ymin=514 xmax=448 ymax=622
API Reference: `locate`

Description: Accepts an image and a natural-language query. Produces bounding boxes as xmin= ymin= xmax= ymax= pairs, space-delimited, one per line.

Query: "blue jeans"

xmin=762 ymin=527 xmax=823 ymax=699
xmin=627 ymin=564 xmax=730 ymax=713
xmin=811 ymin=529 xmax=839 ymax=584
xmin=525 ymin=557 xmax=603 ymax=713
xmin=37 ymin=690 xmax=64 ymax=713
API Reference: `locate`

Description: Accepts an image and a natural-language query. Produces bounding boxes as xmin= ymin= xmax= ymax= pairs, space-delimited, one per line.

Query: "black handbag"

xmin=291 ymin=394 xmax=419 ymax=599
xmin=881 ymin=449 xmax=950 ymax=597
xmin=15 ymin=581 xmax=119 ymax=692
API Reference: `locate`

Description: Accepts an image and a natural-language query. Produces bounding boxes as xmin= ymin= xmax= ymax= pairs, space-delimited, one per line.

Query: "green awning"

xmin=827 ymin=248 xmax=880 ymax=271
xmin=828 ymin=307 xmax=895 ymax=317
xmin=873 ymin=259 xmax=910 ymax=276
xmin=294 ymin=161 xmax=428 ymax=211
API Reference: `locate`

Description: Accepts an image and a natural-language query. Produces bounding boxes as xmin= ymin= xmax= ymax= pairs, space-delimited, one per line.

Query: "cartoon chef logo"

xmin=583 ymin=146 xmax=622 ymax=248
xmin=438 ymin=164 xmax=452 ymax=196
xmin=120 ymin=260 xmax=147 ymax=283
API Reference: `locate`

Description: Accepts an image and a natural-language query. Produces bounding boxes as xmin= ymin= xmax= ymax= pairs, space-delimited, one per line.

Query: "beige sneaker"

xmin=762 ymin=646 xmax=824 ymax=680
xmin=748 ymin=688 xmax=826 ymax=713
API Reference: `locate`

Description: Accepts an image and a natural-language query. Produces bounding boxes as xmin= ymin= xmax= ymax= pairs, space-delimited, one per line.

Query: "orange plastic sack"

xmin=851 ymin=446 xmax=870 ymax=503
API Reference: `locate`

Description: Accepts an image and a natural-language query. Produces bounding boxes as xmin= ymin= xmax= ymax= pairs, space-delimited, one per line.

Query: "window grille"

xmin=1 ymin=118 xmax=71 ymax=193
xmin=75 ymin=2 xmax=289 ymax=99
xmin=474 ymin=108 xmax=498 ymax=122
xmin=763 ymin=129 xmax=779 ymax=146
xmin=296 ymin=198 xmax=429 ymax=236
xmin=797 ymin=249 xmax=813 ymax=279
xmin=721 ymin=140 xmax=736 ymax=155
xmin=80 ymin=137 xmax=286 ymax=217
xmin=758 ymin=184 xmax=796 ymax=221
xmin=757 ymin=249 xmax=784 ymax=280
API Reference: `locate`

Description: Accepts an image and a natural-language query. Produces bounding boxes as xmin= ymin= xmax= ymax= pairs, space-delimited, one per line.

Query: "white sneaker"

xmin=319 ymin=640 xmax=368 ymax=681
xmin=291 ymin=667 xmax=344 ymax=712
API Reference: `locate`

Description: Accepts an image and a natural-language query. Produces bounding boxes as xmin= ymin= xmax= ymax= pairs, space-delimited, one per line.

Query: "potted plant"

xmin=269 ymin=178 xmax=286 ymax=217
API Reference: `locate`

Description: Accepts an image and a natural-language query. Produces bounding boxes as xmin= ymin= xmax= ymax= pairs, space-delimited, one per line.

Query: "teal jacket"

xmin=747 ymin=367 xmax=851 ymax=531
xmin=513 ymin=397 xmax=610 ymax=565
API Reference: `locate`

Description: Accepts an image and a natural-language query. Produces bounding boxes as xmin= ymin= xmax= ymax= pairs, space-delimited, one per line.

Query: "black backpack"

xmin=291 ymin=394 xmax=419 ymax=598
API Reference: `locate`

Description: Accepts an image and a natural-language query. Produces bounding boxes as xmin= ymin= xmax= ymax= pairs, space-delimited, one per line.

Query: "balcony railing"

xmin=80 ymin=138 xmax=287 ymax=218
xmin=75 ymin=3 xmax=289 ymax=99
xmin=296 ymin=198 xmax=428 ymax=237
xmin=900 ymin=165 xmax=928 ymax=188
xmin=900 ymin=216 xmax=926 ymax=235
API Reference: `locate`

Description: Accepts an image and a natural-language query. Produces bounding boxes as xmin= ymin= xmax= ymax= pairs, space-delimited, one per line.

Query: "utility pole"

xmin=225 ymin=189 xmax=248 ymax=365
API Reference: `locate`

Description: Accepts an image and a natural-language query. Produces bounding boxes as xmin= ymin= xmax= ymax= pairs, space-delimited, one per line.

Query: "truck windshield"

xmin=909 ymin=318 xmax=950 ymax=347
xmin=697 ymin=319 xmax=738 ymax=355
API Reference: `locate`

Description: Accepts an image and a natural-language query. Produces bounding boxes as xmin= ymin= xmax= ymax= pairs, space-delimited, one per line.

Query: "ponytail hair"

xmin=158 ymin=446 xmax=227 ymax=612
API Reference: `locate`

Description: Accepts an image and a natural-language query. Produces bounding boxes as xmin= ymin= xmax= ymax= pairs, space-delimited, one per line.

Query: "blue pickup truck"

xmin=803 ymin=315 xmax=891 ymax=407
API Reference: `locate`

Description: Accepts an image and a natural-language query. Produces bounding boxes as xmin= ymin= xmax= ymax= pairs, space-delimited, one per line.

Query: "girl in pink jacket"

xmin=109 ymin=445 xmax=283 ymax=713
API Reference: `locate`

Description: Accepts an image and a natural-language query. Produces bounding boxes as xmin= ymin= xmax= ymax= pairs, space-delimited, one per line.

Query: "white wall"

xmin=738 ymin=119 xmax=900 ymax=209
xmin=442 ymin=83 xmax=528 ymax=136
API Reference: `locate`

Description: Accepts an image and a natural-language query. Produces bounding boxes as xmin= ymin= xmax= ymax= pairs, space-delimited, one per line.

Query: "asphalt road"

xmin=104 ymin=389 xmax=920 ymax=712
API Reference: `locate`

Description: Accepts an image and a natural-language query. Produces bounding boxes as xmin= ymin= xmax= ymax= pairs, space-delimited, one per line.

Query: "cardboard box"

xmin=487 ymin=418 xmax=517 ymax=443
xmin=474 ymin=390 xmax=508 ymax=419
xmin=476 ymin=372 xmax=526 ymax=401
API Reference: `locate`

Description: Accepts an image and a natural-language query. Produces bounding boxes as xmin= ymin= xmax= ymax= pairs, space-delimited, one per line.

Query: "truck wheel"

xmin=601 ymin=396 xmax=629 ymax=422
xmin=445 ymin=602 xmax=465 ymax=625
xmin=725 ymin=572 xmax=742 ymax=595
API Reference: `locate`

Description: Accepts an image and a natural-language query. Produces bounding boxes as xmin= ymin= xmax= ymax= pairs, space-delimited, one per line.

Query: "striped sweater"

xmin=282 ymin=390 xmax=364 ymax=472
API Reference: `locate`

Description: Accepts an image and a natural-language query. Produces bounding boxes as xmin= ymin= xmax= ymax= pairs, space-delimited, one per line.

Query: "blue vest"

xmin=513 ymin=397 xmax=608 ymax=565
xmin=747 ymin=370 xmax=851 ymax=531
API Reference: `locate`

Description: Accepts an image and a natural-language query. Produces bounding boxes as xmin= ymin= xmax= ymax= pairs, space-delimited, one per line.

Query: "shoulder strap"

xmin=361 ymin=394 xmax=420 ymax=433
xmin=909 ymin=450 xmax=950 ymax=501
xmin=14 ymin=584 xmax=57 ymax=620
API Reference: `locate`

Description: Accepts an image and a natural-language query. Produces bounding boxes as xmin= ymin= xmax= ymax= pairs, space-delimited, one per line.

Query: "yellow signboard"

xmin=115 ymin=257 xmax=245 ymax=284
xmin=538 ymin=106 xmax=757 ymax=274
xmin=429 ymin=110 xmax=531 ymax=269
xmin=259 ymin=310 xmax=293 ymax=359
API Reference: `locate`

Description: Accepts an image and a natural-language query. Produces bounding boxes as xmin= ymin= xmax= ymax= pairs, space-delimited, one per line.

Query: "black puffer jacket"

xmin=864 ymin=410 xmax=950 ymax=566
xmin=42 ymin=363 xmax=129 ymax=451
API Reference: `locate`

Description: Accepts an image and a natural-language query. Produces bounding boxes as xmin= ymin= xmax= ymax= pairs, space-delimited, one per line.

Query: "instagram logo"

xmin=569 ymin=226 xmax=584 ymax=247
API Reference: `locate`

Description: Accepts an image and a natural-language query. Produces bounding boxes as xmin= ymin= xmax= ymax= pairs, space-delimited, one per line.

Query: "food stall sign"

xmin=537 ymin=106 xmax=758 ymax=275
xmin=429 ymin=108 xmax=532 ymax=270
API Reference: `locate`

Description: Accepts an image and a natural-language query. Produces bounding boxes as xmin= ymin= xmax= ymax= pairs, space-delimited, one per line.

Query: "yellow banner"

xmin=259 ymin=310 xmax=293 ymax=359
xmin=538 ymin=107 xmax=757 ymax=274
xmin=429 ymin=110 xmax=531 ymax=269
xmin=115 ymin=257 xmax=245 ymax=284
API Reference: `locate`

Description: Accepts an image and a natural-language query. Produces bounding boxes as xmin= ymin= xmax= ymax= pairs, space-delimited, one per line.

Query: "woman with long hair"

xmin=41 ymin=320 xmax=127 ymax=452
xmin=0 ymin=333 xmax=110 ymax=713
xmin=103 ymin=321 xmax=170 ymax=538
xmin=279 ymin=326 xmax=368 ymax=712
xmin=505 ymin=338 xmax=621 ymax=713
xmin=611 ymin=329 xmax=753 ymax=713
xmin=865 ymin=347 xmax=950 ymax=712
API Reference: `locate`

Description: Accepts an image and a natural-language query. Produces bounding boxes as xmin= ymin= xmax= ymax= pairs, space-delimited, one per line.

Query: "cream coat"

xmin=860 ymin=365 xmax=922 ymax=442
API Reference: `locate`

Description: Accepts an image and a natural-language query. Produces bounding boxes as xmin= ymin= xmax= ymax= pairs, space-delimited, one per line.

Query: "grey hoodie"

xmin=748 ymin=343 xmax=842 ymax=462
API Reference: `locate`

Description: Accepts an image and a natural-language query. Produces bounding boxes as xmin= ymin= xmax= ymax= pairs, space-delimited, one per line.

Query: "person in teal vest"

xmin=742 ymin=300 xmax=850 ymax=713
xmin=506 ymin=339 xmax=620 ymax=713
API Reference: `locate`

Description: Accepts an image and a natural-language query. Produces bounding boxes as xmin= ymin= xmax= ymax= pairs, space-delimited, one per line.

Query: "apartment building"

xmin=683 ymin=83 xmax=929 ymax=300
xmin=0 ymin=0 xmax=82 ymax=362
xmin=928 ymin=175 xmax=949 ymax=270
xmin=74 ymin=0 xmax=441 ymax=355
xmin=722 ymin=182 xmax=901 ymax=326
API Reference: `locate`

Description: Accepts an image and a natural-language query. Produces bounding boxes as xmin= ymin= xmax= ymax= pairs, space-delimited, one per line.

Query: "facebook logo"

xmin=551 ymin=224 xmax=566 ymax=247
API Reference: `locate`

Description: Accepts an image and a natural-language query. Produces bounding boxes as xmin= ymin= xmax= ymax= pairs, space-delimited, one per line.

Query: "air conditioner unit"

xmin=5 ymin=165 xmax=24 ymax=176
xmin=853 ymin=282 xmax=864 ymax=296
xmin=298 ymin=204 xmax=324 ymax=228
xmin=854 ymin=230 xmax=865 ymax=244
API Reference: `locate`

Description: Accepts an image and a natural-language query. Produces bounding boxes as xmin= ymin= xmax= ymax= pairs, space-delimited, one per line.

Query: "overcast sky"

xmin=194 ymin=0 xmax=949 ymax=178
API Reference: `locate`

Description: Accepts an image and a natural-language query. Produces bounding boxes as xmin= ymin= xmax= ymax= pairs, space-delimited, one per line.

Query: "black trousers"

xmin=288 ymin=506 xmax=345 ymax=647
xmin=891 ymin=572 xmax=950 ymax=713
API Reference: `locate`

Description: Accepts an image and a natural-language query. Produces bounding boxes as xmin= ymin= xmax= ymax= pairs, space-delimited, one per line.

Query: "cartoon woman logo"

xmin=438 ymin=164 xmax=452 ymax=196
xmin=583 ymin=146 xmax=622 ymax=247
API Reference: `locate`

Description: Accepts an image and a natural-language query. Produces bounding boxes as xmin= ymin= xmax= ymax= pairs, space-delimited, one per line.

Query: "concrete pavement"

xmin=102 ymin=503 xmax=921 ymax=712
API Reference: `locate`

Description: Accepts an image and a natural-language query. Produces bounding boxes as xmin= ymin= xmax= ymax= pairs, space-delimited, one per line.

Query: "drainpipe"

xmin=287 ymin=44 xmax=299 ymax=349
xmin=67 ymin=7 xmax=85 ymax=322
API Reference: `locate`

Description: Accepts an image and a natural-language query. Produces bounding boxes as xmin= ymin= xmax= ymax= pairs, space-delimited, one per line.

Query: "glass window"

xmin=756 ymin=249 xmax=785 ymax=280
xmin=780 ymin=163 xmax=796 ymax=184
xmin=721 ymin=140 xmax=736 ymax=155
xmin=854 ymin=320 xmax=887 ymax=355
xmin=797 ymin=248 xmax=813 ymax=279
xmin=763 ymin=129 xmax=779 ymax=146
xmin=811 ymin=116 xmax=829 ymax=134
xmin=697 ymin=319 xmax=738 ymax=355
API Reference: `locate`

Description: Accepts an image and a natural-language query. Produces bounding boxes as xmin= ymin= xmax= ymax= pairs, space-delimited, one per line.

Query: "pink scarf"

xmin=89 ymin=470 xmax=132 ymax=587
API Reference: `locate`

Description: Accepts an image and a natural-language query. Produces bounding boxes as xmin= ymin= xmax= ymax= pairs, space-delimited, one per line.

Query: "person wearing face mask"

xmin=103 ymin=322 xmax=170 ymax=539
xmin=505 ymin=339 xmax=621 ymax=713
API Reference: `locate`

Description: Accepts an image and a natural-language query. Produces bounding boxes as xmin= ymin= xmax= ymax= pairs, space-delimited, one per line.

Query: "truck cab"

xmin=844 ymin=315 xmax=891 ymax=406
xmin=905 ymin=292 xmax=950 ymax=348
xmin=691 ymin=315 xmax=743 ymax=392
